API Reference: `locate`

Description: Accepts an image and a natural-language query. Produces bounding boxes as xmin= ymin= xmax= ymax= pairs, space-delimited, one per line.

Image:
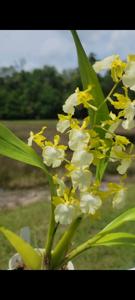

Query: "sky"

xmin=0 ymin=30 xmax=135 ymax=72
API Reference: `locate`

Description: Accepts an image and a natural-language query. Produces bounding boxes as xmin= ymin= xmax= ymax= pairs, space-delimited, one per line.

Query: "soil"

xmin=0 ymin=187 xmax=50 ymax=210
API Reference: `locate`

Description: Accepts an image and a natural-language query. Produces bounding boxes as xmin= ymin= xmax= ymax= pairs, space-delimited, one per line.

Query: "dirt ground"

xmin=0 ymin=187 xmax=51 ymax=210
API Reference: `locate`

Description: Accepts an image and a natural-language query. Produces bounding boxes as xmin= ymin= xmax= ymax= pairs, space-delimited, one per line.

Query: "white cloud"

xmin=0 ymin=30 xmax=135 ymax=71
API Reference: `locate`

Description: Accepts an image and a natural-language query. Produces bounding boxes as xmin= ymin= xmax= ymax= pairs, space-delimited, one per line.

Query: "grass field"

xmin=1 ymin=184 xmax=135 ymax=270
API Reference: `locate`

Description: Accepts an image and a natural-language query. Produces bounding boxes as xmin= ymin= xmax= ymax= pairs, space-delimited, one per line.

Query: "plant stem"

xmin=50 ymin=216 xmax=82 ymax=270
xmin=98 ymin=81 xmax=119 ymax=111
xmin=94 ymin=80 xmax=121 ymax=182
xmin=62 ymin=232 xmax=103 ymax=266
xmin=42 ymin=168 xmax=58 ymax=269
xmin=93 ymin=80 xmax=121 ymax=128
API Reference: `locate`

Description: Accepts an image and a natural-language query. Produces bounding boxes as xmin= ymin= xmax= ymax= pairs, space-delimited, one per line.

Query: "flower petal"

xmin=68 ymin=129 xmax=90 ymax=151
xmin=54 ymin=204 xmax=79 ymax=225
xmin=42 ymin=146 xmax=65 ymax=168
xmin=80 ymin=193 xmax=102 ymax=215
xmin=117 ymin=159 xmax=131 ymax=175
xmin=57 ymin=119 xmax=70 ymax=133
xmin=71 ymin=150 xmax=93 ymax=168
xmin=122 ymin=61 xmax=135 ymax=91
xmin=112 ymin=189 xmax=125 ymax=209
xmin=93 ymin=55 xmax=119 ymax=73
xmin=71 ymin=168 xmax=92 ymax=191
xmin=63 ymin=92 xmax=78 ymax=115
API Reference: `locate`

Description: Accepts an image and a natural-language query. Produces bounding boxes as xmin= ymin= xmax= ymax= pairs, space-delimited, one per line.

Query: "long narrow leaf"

xmin=65 ymin=209 xmax=135 ymax=263
xmin=100 ymin=208 xmax=135 ymax=235
xmin=92 ymin=232 xmax=135 ymax=248
xmin=93 ymin=241 xmax=135 ymax=247
xmin=70 ymin=30 xmax=110 ymax=180
xmin=71 ymin=30 xmax=109 ymax=129
xmin=94 ymin=232 xmax=135 ymax=244
xmin=0 ymin=137 xmax=43 ymax=168
xmin=0 ymin=122 xmax=47 ymax=171
xmin=0 ymin=227 xmax=42 ymax=270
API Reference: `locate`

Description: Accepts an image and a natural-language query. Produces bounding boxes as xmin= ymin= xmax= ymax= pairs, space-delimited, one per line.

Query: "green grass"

xmin=1 ymin=184 xmax=135 ymax=270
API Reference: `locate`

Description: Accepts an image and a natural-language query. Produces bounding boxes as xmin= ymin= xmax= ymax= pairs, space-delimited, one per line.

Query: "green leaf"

xmin=0 ymin=227 xmax=42 ymax=270
xmin=94 ymin=232 xmax=135 ymax=244
xmin=71 ymin=30 xmax=109 ymax=131
xmin=70 ymin=30 xmax=110 ymax=180
xmin=100 ymin=208 xmax=135 ymax=235
xmin=64 ymin=209 xmax=135 ymax=263
xmin=95 ymin=158 xmax=109 ymax=181
xmin=0 ymin=122 xmax=47 ymax=171
xmin=92 ymin=232 xmax=135 ymax=248
xmin=93 ymin=241 xmax=135 ymax=247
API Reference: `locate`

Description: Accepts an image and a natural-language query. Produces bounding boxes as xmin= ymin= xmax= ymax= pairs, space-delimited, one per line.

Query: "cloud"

xmin=76 ymin=30 xmax=135 ymax=60
xmin=104 ymin=31 xmax=135 ymax=59
xmin=0 ymin=30 xmax=135 ymax=71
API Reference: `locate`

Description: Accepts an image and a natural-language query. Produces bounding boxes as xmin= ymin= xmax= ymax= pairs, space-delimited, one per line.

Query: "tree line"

xmin=0 ymin=53 xmax=133 ymax=120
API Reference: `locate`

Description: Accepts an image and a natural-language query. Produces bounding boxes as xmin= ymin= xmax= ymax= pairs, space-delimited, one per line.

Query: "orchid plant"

xmin=1 ymin=30 xmax=135 ymax=270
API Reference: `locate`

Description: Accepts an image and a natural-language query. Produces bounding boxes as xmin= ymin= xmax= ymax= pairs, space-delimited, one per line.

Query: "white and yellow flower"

xmin=122 ymin=101 xmax=135 ymax=130
xmin=94 ymin=53 xmax=135 ymax=87
xmin=71 ymin=150 xmax=94 ymax=168
xmin=63 ymin=87 xmax=95 ymax=116
xmin=70 ymin=167 xmax=92 ymax=191
xmin=42 ymin=146 xmax=65 ymax=168
xmin=111 ymin=57 xmax=126 ymax=82
xmin=110 ymin=143 xmax=131 ymax=175
xmin=77 ymin=86 xmax=96 ymax=110
xmin=63 ymin=89 xmax=78 ymax=115
xmin=68 ymin=128 xmax=90 ymax=151
xmin=110 ymin=91 xmax=135 ymax=130
xmin=28 ymin=132 xmax=34 ymax=146
xmin=80 ymin=192 xmax=102 ymax=215
xmin=117 ymin=158 xmax=131 ymax=175
xmin=28 ymin=126 xmax=46 ymax=148
xmin=115 ymin=135 xmax=130 ymax=150
xmin=122 ymin=61 xmax=135 ymax=91
xmin=93 ymin=55 xmax=119 ymax=72
xmin=53 ymin=189 xmax=81 ymax=225
xmin=54 ymin=204 xmax=80 ymax=225
xmin=42 ymin=135 xmax=67 ymax=168
xmin=112 ymin=188 xmax=125 ymax=209
xmin=93 ymin=55 xmax=126 ymax=82
xmin=56 ymin=114 xmax=71 ymax=133
xmin=53 ymin=175 xmax=66 ymax=197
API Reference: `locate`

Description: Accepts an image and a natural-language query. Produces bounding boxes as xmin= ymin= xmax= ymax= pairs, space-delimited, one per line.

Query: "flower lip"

xmin=80 ymin=192 xmax=102 ymax=215
xmin=68 ymin=128 xmax=90 ymax=151
xmin=93 ymin=55 xmax=119 ymax=73
xmin=63 ymin=92 xmax=78 ymax=115
xmin=71 ymin=150 xmax=94 ymax=168
xmin=42 ymin=145 xmax=65 ymax=168
xmin=54 ymin=203 xmax=80 ymax=225
xmin=122 ymin=61 xmax=135 ymax=91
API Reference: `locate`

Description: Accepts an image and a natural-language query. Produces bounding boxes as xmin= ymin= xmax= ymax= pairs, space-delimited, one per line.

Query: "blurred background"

xmin=0 ymin=30 xmax=135 ymax=270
